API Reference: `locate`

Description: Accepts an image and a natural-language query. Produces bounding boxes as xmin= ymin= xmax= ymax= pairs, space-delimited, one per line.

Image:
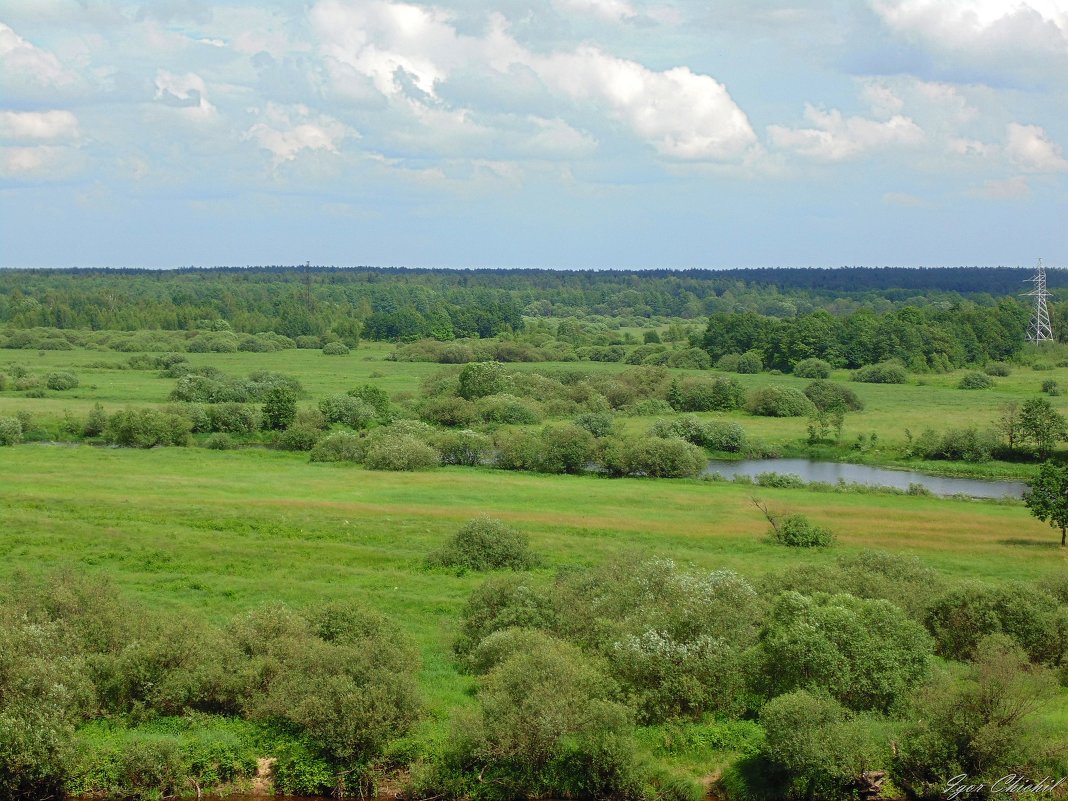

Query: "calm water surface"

xmin=704 ymin=458 xmax=1027 ymax=499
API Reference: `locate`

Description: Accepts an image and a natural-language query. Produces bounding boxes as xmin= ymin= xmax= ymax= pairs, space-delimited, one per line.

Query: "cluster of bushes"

xmin=648 ymin=416 xmax=747 ymax=452
xmin=0 ymin=326 xmax=325 ymax=354
xmin=0 ymin=572 xmax=421 ymax=799
xmin=169 ymin=368 xmax=302 ymax=404
xmin=426 ymin=517 xmax=541 ymax=572
xmin=851 ymin=362 xmax=908 ymax=384
xmin=435 ymin=548 xmax=1068 ymax=801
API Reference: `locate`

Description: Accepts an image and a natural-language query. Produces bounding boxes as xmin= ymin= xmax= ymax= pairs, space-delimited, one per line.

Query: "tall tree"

xmin=1024 ymin=461 xmax=1068 ymax=546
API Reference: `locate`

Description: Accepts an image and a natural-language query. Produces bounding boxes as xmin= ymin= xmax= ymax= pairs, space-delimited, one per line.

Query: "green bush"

xmin=0 ymin=416 xmax=20 ymax=446
xmin=476 ymin=393 xmax=543 ymax=424
xmin=104 ymin=409 xmax=192 ymax=448
xmin=427 ymin=517 xmax=540 ymax=572
xmin=755 ymin=591 xmax=933 ymax=711
xmin=649 ymin=416 xmax=746 ymax=452
xmin=467 ymin=628 xmax=564 ymax=675
xmin=736 ymin=350 xmax=763 ymax=374
xmin=309 ymin=431 xmax=363 ymax=462
xmin=924 ymin=581 xmax=1068 ymax=666
xmin=294 ymin=335 xmax=322 ymax=349
xmin=347 ymin=384 xmax=392 ymax=421
xmin=602 ymin=436 xmax=707 ymax=478
xmin=803 ymin=380 xmax=863 ymax=412
xmin=364 ymin=434 xmax=441 ymax=471
xmin=432 ymin=429 xmax=492 ymax=466
xmin=1042 ymin=378 xmax=1060 ymax=395
xmin=261 ymin=385 xmax=297 ymax=430
xmin=669 ymin=376 xmax=744 ymax=412
xmin=745 ymin=386 xmax=815 ymax=417
xmin=83 ymin=403 xmax=108 ymax=438
xmin=322 ymin=341 xmax=349 ymax=355
xmin=458 ymin=361 xmax=507 ymax=399
xmin=204 ymin=433 xmax=233 ymax=450
xmin=957 ymin=371 xmax=993 ymax=389
xmin=535 ymin=424 xmax=595 ymax=474
xmin=759 ymin=690 xmax=890 ymax=801
xmin=793 ymin=358 xmax=832 ymax=379
xmin=574 ymin=411 xmax=615 ymax=438
xmin=318 ymin=393 xmax=376 ymax=429
xmin=852 ymin=362 xmax=907 ymax=384
xmin=419 ymin=395 xmax=478 ymax=427
xmin=46 ymin=371 xmax=79 ymax=391
xmin=984 ymin=361 xmax=1012 ymax=376
xmin=664 ymin=348 xmax=712 ymax=370
xmin=768 ymin=514 xmax=834 ymax=548
xmin=892 ymin=636 xmax=1059 ymax=799
xmin=454 ymin=575 xmax=557 ymax=663
xmin=207 ymin=403 xmax=259 ymax=434
xmin=272 ymin=425 xmax=322 ymax=452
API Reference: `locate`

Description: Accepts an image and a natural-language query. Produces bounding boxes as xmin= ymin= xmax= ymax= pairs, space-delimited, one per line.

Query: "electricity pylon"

xmin=1023 ymin=258 xmax=1054 ymax=343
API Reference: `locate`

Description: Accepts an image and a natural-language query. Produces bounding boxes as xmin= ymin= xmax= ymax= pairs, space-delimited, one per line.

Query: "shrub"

xmin=420 ymin=396 xmax=478 ymax=427
xmin=467 ymin=628 xmax=563 ymax=675
xmin=494 ymin=430 xmax=543 ymax=472
xmin=670 ymin=376 xmax=744 ymax=412
xmin=803 ymin=380 xmax=863 ymax=412
xmin=924 ymin=581 xmax=1068 ymax=666
xmin=319 ymin=394 xmax=376 ymax=429
xmin=984 ymin=361 xmax=1011 ymax=377
xmin=755 ymin=591 xmax=933 ymax=712
xmin=852 ymin=363 xmax=907 ymax=384
xmin=427 ymin=517 xmax=540 ymax=572
xmin=574 ymin=411 xmax=615 ymax=438
xmin=322 ymin=342 xmax=349 ymax=355
xmin=0 ymin=373 xmax=6 ymax=391
xmin=773 ymin=514 xmax=833 ymax=547
xmin=459 ymin=361 xmax=507 ymax=399
xmin=46 ymin=371 xmax=79 ymax=391
xmin=347 ymin=384 xmax=392 ymax=421
xmin=454 ymin=575 xmax=557 ymax=663
xmin=477 ymin=393 xmax=543 ymax=424
xmin=433 ymin=429 xmax=492 ymax=466
xmin=443 ymin=641 xmax=642 ymax=801
xmin=957 ymin=371 xmax=993 ymax=389
xmin=204 ymin=433 xmax=233 ymax=450
xmin=736 ymin=350 xmax=763 ymax=374
xmin=910 ymin=426 xmax=996 ymax=462
xmin=104 ymin=409 xmax=192 ymax=448
xmin=715 ymin=353 xmax=741 ymax=372
xmin=746 ymin=386 xmax=815 ymax=417
xmin=1042 ymin=378 xmax=1060 ymax=395
xmin=272 ymin=425 xmax=322 ymax=452
xmin=0 ymin=417 xmax=21 ymax=446
xmin=208 ymin=403 xmax=259 ymax=434
xmin=309 ymin=431 xmax=363 ymax=462
xmin=664 ymin=348 xmax=711 ymax=370
xmin=261 ymin=385 xmax=297 ymax=430
xmin=364 ymin=435 xmax=440 ymax=471
xmin=793 ymin=358 xmax=832 ymax=379
xmin=535 ymin=424 xmax=595 ymax=474
xmin=295 ymin=335 xmax=321 ymax=349
xmin=603 ymin=436 xmax=707 ymax=478
xmin=892 ymin=636 xmax=1059 ymax=798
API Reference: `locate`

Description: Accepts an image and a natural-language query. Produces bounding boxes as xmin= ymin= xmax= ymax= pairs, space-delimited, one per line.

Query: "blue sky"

xmin=1 ymin=0 xmax=1066 ymax=269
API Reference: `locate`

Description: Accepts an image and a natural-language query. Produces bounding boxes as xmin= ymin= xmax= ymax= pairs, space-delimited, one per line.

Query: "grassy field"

xmin=3 ymin=342 xmax=1068 ymax=479
xmin=2 ymin=444 xmax=1065 ymax=711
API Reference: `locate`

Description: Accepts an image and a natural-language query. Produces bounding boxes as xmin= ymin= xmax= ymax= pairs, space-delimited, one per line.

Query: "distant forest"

xmin=1 ymin=266 xmax=1063 ymax=343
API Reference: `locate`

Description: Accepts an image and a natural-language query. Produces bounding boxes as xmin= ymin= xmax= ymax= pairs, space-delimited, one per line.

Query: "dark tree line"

xmin=1 ymin=266 xmax=1063 ymax=340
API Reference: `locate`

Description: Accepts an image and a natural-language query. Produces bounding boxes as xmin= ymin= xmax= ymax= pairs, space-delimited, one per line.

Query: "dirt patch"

xmin=251 ymin=757 xmax=275 ymax=796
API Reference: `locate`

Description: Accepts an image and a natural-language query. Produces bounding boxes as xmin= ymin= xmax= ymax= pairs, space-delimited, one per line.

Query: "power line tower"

xmin=1023 ymin=258 xmax=1054 ymax=343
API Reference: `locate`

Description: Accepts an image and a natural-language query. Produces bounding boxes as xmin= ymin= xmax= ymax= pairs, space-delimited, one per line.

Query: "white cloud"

xmin=245 ymin=103 xmax=355 ymax=164
xmin=0 ymin=21 xmax=78 ymax=88
xmin=968 ymin=175 xmax=1032 ymax=199
xmin=1005 ymin=122 xmax=1068 ymax=173
xmin=0 ymin=110 xmax=79 ymax=141
xmin=534 ymin=48 xmax=757 ymax=160
xmin=153 ymin=70 xmax=216 ymax=120
xmin=554 ymin=0 xmax=638 ymax=23
xmin=768 ymin=104 xmax=924 ymax=161
xmin=0 ymin=144 xmax=82 ymax=179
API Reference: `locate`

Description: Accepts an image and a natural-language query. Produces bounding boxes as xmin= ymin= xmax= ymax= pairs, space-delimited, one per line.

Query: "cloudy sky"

xmin=1 ymin=0 xmax=1066 ymax=269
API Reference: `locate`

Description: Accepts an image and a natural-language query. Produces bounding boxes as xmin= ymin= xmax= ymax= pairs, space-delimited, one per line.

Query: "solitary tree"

xmin=1024 ymin=461 xmax=1068 ymax=546
xmin=1019 ymin=397 xmax=1067 ymax=457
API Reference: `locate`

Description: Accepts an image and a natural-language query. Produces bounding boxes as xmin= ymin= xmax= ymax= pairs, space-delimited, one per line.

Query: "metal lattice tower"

xmin=1023 ymin=258 xmax=1054 ymax=343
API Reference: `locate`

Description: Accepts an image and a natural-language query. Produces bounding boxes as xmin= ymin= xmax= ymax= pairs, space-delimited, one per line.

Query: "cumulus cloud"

xmin=153 ymin=70 xmax=216 ymax=120
xmin=1005 ymin=122 xmax=1068 ymax=173
xmin=869 ymin=0 xmax=1068 ymax=85
xmin=0 ymin=144 xmax=83 ymax=180
xmin=245 ymin=103 xmax=355 ymax=164
xmin=768 ymin=104 xmax=924 ymax=161
xmin=554 ymin=0 xmax=638 ymax=23
xmin=0 ymin=21 xmax=79 ymax=89
xmin=0 ymin=110 xmax=79 ymax=141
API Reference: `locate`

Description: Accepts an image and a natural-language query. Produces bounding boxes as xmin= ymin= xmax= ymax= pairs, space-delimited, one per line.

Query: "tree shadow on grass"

xmin=998 ymin=538 xmax=1060 ymax=549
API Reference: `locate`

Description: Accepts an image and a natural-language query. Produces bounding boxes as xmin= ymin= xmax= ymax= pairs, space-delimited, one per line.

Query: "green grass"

xmin=4 ymin=345 xmax=1067 ymax=480
xmin=3 ymin=444 xmax=1065 ymax=712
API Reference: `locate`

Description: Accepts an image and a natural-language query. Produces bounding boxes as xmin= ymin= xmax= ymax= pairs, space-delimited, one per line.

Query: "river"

xmin=704 ymin=458 xmax=1027 ymax=499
